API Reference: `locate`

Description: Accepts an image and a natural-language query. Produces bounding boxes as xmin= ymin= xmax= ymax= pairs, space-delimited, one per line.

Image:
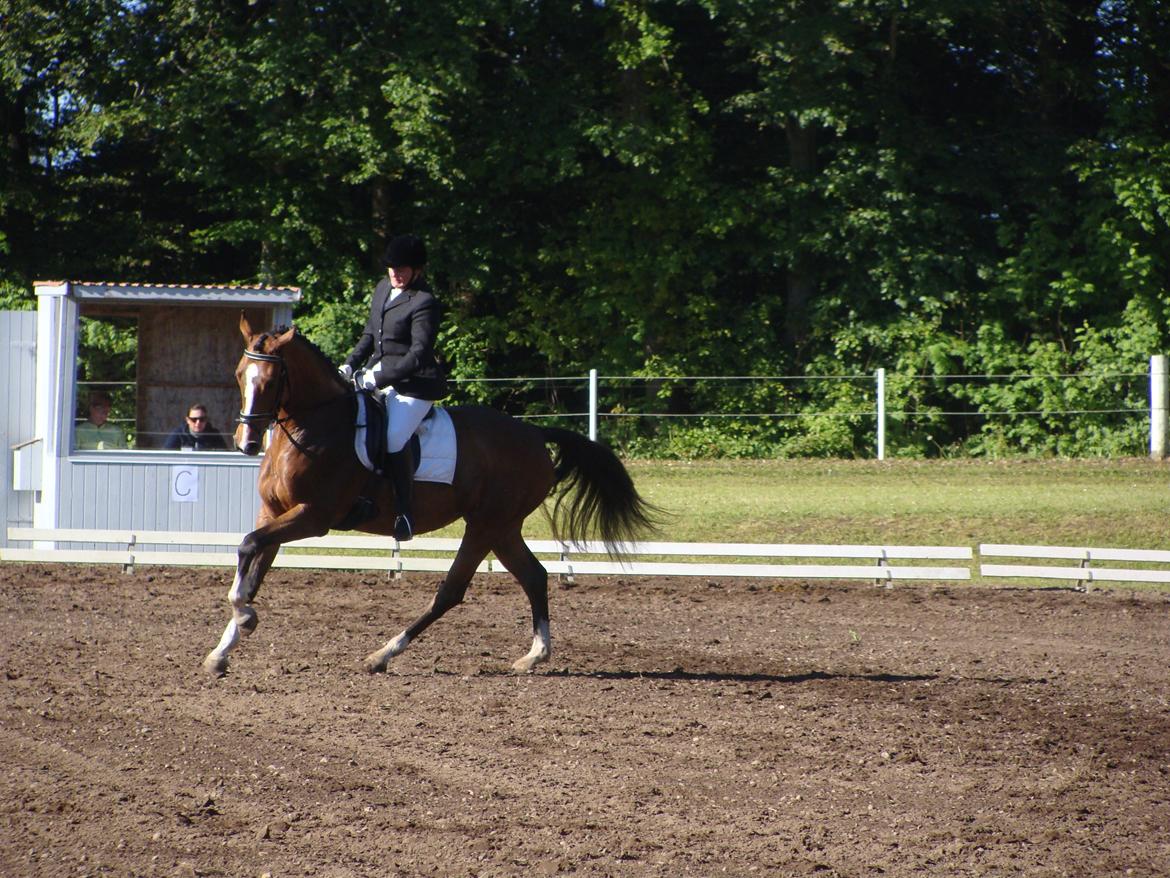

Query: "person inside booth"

xmin=163 ymin=402 xmax=229 ymax=451
xmin=75 ymin=390 xmax=129 ymax=450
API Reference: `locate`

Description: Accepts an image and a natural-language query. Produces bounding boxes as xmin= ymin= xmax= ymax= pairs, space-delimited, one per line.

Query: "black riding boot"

xmin=387 ymin=445 xmax=415 ymax=542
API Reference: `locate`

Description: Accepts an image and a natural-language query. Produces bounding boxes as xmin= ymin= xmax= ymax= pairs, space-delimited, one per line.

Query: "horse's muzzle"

xmin=237 ymin=439 xmax=262 ymax=456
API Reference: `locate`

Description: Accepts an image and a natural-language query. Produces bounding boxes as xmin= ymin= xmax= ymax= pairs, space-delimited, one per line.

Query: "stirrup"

xmin=393 ymin=514 xmax=414 ymax=542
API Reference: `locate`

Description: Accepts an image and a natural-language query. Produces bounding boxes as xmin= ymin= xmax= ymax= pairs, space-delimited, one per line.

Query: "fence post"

xmin=1151 ymin=355 xmax=1167 ymax=460
xmin=876 ymin=368 xmax=886 ymax=460
xmin=588 ymin=368 xmax=598 ymax=442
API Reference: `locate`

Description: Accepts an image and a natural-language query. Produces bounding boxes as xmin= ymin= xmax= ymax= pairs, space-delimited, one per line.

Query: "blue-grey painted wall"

xmin=2 ymin=311 xmax=38 ymax=545
xmin=54 ymin=454 xmax=264 ymax=547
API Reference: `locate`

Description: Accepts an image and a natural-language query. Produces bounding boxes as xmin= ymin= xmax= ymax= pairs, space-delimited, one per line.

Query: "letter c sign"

xmin=171 ymin=465 xmax=199 ymax=503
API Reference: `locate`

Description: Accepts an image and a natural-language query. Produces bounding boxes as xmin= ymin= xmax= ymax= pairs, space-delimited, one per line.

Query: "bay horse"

xmin=202 ymin=315 xmax=656 ymax=677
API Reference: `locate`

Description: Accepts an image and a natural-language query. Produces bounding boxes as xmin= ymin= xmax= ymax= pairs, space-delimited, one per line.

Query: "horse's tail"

xmin=542 ymin=427 xmax=660 ymax=557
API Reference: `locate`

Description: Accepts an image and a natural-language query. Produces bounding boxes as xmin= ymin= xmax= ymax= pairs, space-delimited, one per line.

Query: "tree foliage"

xmin=2 ymin=0 xmax=1167 ymax=456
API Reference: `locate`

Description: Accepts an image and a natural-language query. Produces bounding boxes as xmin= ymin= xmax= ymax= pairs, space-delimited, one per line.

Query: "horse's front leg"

xmin=202 ymin=504 xmax=326 ymax=676
xmin=201 ymin=533 xmax=278 ymax=676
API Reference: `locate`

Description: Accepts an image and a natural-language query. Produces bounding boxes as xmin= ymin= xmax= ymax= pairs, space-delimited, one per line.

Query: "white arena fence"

xmin=6 ymin=527 xmax=1170 ymax=587
xmin=4 ymin=527 xmax=969 ymax=581
xmin=979 ymin=544 xmax=1170 ymax=586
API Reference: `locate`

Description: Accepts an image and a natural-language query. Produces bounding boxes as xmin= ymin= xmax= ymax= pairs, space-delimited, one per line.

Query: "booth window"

xmin=72 ymin=300 xmax=256 ymax=451
xmin=75 ymin=315 xmax=137 ymax=450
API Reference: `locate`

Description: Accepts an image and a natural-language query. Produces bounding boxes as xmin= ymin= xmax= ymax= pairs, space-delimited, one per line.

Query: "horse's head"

xmin=234 ymin=315 xmax=295 ymax=455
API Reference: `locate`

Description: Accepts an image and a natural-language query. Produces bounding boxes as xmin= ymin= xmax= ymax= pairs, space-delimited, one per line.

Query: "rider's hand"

xmin=354 ymin=369 xmax=378 ymax=391
xmin=338 ymin=364 xmax=353 ymax=381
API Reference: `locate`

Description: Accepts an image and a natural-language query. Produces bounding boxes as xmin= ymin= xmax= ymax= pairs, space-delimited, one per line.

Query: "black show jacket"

xmin=343 ymin=277 xmax=447 ymax=400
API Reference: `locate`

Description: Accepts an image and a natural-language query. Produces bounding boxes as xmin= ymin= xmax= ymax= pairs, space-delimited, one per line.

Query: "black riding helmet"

xmin=381 ymin=234 xmax=427 ymax=269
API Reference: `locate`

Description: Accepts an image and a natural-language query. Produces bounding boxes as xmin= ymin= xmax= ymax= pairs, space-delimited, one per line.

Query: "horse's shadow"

xmin=417 ymin=667 xmax=1052 ymax=685
xmin=535 ymin=669 xmax=1054 ymax=686
xmin=524 ymin=668 xmax=940 ymax=685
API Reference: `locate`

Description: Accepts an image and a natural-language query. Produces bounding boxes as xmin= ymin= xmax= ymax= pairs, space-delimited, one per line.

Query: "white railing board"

xmin=0 ymin=547 xmax=490 ymax=574
xmin=979 ymin=544 xmax=1170 ymax=564
xmin=290 ymin=535 xmax=465 ymax=552
xmin=540 ymin=560 xmax=970 ymax=579
xmin=1 ymin=548 xmax=134 ymax=565
xmin=125 ymin=551 xmax=239 ymax=567
xmin=980 ymin=564 xmax=1170 ymax=584
xmin=7 ymin=528 xmax=971 ymax=563
xmin=527 ymin=540 xmax=972 ymax=560
xmin=5 ymin=527 xmax=461 ymax=552
xmin=272 ymin=555 xmax=487 ymax=573
xmin=8 ymin=527 xmax=245 ymax=548
xmin=9 ymin=527 xmax=177 ymax=545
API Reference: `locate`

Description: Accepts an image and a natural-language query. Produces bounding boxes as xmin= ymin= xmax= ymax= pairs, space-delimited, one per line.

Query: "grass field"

xmin=430 ymin=456 xmax=1169 ymax=549
xmin=628 ymin=457 xmax=1170 ymax=548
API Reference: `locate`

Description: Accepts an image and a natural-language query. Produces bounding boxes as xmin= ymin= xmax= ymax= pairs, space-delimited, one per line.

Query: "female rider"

xmin=339 ymin=234 xmax=447 ymax=541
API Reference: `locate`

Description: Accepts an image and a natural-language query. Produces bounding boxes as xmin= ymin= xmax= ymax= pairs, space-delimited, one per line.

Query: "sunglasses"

xmin=187 ymin=415 xmax=207 ymax=423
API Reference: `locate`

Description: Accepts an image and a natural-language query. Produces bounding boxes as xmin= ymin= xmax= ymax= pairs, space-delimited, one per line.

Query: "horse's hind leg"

xmin=363 ymin=531 xmax=492 ymax=673
xmin=491 ymin=529 xmax=551 ymax=673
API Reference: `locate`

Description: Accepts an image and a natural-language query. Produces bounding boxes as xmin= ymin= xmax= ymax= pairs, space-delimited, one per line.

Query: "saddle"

xmin=340 ymin=390 xmax=457 ymax=531
xmin=353 ymin=389 xmax=423 ymax=477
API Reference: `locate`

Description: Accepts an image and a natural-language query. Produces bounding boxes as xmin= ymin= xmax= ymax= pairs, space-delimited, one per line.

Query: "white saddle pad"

xmin=414 ymin=406 xmax=456 ymax=484
xmin=353 ymin=398 xmax=457 ymax=485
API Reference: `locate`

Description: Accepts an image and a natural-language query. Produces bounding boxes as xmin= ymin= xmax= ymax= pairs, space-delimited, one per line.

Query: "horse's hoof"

xmin=363 ymin=653 xmax=389 ymax=674
xmin=202 ymin=654 xmax=229 ymax=677
xmin=510 ymin=656 xmax=540 ymax=674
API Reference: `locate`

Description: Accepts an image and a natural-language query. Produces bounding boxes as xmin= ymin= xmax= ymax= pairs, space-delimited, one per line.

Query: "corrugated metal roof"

xmin=34 ymin=280 xmax=301 ymax=304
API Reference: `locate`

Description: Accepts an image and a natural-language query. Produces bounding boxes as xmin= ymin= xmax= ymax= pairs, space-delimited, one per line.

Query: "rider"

xmin=339 ymin=234 xmax=447 ymax=541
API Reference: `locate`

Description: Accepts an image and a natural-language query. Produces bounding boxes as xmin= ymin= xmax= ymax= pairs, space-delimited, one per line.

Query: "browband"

xmin=245 ymin=349 xmax=282 ymax=363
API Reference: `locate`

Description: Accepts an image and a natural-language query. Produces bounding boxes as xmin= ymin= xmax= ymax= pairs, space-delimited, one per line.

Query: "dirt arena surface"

xmin=2 ymin=563 xmax=1169 ymax=877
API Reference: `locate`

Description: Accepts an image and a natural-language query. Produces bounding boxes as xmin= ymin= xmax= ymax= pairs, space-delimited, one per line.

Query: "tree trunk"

xmin=783 ymin=118 xmax=818 ymax=349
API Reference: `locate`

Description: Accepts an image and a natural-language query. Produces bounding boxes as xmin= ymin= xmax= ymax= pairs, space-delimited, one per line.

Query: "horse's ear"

xmin=239 ymin=312 xmax=256 ymax=340
xmin=275 ymin=325 xmax=296 ymax=345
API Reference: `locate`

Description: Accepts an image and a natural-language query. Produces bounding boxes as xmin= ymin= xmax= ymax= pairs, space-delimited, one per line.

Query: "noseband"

xmin=237 ymin=348 xmax=288 ymax=428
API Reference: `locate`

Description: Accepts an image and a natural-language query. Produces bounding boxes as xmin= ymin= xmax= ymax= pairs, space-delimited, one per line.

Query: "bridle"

xmin=236 ymin=343 xmax=352 ymax=458
xmin=237 ymin=348 xmax=288 ymax=430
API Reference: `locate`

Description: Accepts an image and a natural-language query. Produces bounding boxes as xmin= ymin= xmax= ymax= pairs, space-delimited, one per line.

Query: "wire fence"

xmin=76 ymin=362 xmax=1162 ymax=458
xmin=444 ymin=364 xmax=1159 ymax=458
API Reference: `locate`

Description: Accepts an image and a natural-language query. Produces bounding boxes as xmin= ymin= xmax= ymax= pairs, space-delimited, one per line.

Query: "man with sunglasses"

xmin=163 ymin=403 xmax=229 ymax=451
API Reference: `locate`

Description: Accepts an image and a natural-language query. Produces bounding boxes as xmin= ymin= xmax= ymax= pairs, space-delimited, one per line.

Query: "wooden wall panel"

xmin=137 ymin=306 xmax=270 ymax=448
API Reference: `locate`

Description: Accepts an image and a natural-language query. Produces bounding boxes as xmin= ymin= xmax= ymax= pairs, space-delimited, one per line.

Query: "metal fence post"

xmin=588 ymin=368 xmax=598 ymax=442
xmin=876 ymin=368 xmax=886 ymax=460
xmin=1151 ymin=355 xmax=1167 ymax=460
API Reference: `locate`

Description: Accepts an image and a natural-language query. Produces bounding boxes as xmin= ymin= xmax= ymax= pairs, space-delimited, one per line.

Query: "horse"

xmin=202 ymin=315 xmax=657 ymax=677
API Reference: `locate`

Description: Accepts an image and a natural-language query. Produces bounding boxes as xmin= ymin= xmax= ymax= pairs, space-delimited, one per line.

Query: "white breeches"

xmin=382 ymin=388 xmax=432 ymax=452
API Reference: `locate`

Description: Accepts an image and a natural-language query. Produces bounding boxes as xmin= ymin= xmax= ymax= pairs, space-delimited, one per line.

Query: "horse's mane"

xmin=256 ymin=325 xmax=346 ymax=391
xmin=264 ymin=325 xmax=340 ymax=373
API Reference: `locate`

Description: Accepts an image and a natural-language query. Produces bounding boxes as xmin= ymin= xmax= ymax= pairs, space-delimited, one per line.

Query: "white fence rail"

xmin=979 ymin=544 xmax=1170 ymax=586
xmin=4 ymin=527 xmax=972 ymax=582
xmin=10 ymin=528 xmax=1170 ymax=586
